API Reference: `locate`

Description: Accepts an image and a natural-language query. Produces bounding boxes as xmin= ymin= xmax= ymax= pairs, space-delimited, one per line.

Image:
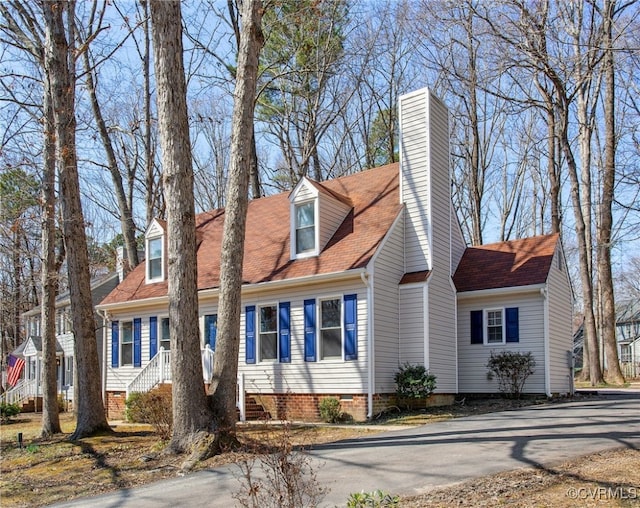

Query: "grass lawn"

xmin=1 ymin=396 xmax=638 ymax=507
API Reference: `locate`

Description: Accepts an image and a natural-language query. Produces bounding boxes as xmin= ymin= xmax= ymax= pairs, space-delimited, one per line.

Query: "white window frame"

xmin=291 ymin=199 xmax=319 ymax=259
xmin=160 ymin=316 xmax=170 ymax=351
xmin=146 ymin=235 xmax=164 ymax=283
xmin=319 ymin=296 xmax=343 ymax=360
xmin=485 ymin=308 xmax=505 ymax=345
xmin=121 ymin=320 xmax=134 ymax=366
xmin=258 ymin=303 xmax=279 ymax=362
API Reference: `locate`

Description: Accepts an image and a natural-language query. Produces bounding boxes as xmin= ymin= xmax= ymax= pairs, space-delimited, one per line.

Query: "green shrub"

xmin=318 ymin=397 xmax=342 ymax=423
xmin=486 ymin=350 xmax=536 ymax=399
xmin=0 ymin=402 xmax=21 ymax=423
xmin=394 ymin=363 xmax=437 ymax=401
xmin=347 ymin=490 xmax=400 ymax=507
xmin=125 ymin=390 xmax=172 ymax=440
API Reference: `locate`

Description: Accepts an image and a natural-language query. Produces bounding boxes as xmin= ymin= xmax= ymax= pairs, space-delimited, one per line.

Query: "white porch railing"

xmin=1 ymin=378 xmax=38 ymax=405
xmin=126 ymin=345 xmax=215 ymax=398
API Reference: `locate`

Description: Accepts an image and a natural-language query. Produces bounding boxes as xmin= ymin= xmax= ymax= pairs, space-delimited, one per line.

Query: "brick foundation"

xmin=105 ymin=391 xmax=126 ymax=420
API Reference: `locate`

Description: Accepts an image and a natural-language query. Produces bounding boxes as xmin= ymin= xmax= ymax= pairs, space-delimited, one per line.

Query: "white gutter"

xmin=98 ymin=309 xmax=109 ymax=405
xmin=542 ymin=286 xmax=551 ymax=397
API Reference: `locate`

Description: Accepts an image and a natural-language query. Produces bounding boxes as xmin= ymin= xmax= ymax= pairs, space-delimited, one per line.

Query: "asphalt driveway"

xmin=50 ymin=390 xmax=640 ymax=508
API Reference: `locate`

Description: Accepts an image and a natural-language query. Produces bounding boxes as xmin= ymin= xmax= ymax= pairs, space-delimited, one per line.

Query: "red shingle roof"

xmin=101 ymin=164 xmax=402 ymax=305
xmin=453 ymin=233 xmax=560 ymax=293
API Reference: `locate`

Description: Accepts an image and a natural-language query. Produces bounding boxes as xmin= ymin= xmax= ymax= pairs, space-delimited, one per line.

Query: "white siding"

xmin=399 ymin=286 xmax=425 ymax=364
xmin=424 ymin=93 xmax=458 ymax=393
xmin=399 ymin=90 xmax=432 ymax=272
xmin=546 ymin=246 xmax=573 ymax=394
xmin=457 ymin=292 xmax=547 ymax=394
xmin=318 ymin=193 xmax=352 ymax=252
xmin=107 ymin=278 xmax=370 ymax=395
xmin=106 ymin=309 xmax=157 ymax=392
xmin=237 ymin=279 xmax=369 ymax=394
xmin=371 ymin=216 xmax=405 ymax=393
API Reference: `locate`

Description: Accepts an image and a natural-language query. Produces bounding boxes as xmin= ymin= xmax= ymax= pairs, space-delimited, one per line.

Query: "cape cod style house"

xmin=2 ymin=273 xmax=119 ymax=410
xmin=97 ymin=88 xmax=573 ymax=421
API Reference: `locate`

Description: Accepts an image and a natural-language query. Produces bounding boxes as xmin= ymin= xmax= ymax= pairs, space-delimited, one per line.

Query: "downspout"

xmin=98 ymin=309 xmax=109 ymax=406
xmin=361 ymin=270 xmax=374 ymax=419
xmin=541 ymin=287 xmax=551 ymax=397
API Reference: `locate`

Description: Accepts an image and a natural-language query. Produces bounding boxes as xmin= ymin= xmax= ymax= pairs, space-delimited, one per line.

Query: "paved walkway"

xmin=50 ymin=390 xmax=640 ymax=507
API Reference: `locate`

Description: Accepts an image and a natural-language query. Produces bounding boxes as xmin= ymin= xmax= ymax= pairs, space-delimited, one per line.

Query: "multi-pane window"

xmin=121 ymin=321 xmax=133 ymax=365
xmin=295 ymin=202 xmax=315 ymax=254
xmin=259 ymin=305 xmax=278 ymax=361
xmin=320 ymin=298 xmax=342 ymax=359
xmin=148 ymin=237 xmax=162 ymax=280
xmin=161 ymin=317 xmax=170 ymax=350
xmin=487 ymin=310 xmax=503 ymax=344
xmin=64 ymin=356 xmax=73 ymax=387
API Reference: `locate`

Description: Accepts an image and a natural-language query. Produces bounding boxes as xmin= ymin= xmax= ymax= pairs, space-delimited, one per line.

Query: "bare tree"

xmin=40 ymin=75 xmax=65 ymax=436
xmin=209 ymin=0 xmax=264 ymax=443
xmin=149 ymin=0 xmax=213 ymax=454
xmin=42 ymin=0 xmax=110 ymax=438
xmin=597 ymin=0 xmax=625 ymax=384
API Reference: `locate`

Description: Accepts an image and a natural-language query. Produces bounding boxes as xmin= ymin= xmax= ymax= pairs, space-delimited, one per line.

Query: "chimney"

xmin=398 ymin=88 xmax=451 ymax=274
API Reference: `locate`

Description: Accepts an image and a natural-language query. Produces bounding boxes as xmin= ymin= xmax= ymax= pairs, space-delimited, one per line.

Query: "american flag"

xmin=7 ymin=354 xmax=25 ymax=387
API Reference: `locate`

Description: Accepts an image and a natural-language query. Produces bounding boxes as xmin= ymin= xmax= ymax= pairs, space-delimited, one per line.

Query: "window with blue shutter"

xmin=278 ymin=302 xmax=291 ymax=363
xmin=111 ymin=321 xmax=119 ymax=367
xmin=205 ymin=314 xmax=217 ymax=350
xmin=344 ymin=294 xmax=357 ymax=360
xmin=471 ymin=310 xmax=483 ymax=344
xmin=149 ymin=316 xmax=158 ymax=359
xmin=245 ymin=306 xmax=256 ymax=364
xmin=505 ymin=307 xmax=519 ymax=343
xmin=304 ymin=299 xmax=316 ymax=362
xmin=133 ymin=318 xmax=142 ymax=367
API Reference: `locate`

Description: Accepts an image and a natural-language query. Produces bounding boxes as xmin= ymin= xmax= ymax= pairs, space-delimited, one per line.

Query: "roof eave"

xmin=99 ymin=268 xmax=368 ymax=314
xmin=456 ymin=282 xmax=547 ymax=301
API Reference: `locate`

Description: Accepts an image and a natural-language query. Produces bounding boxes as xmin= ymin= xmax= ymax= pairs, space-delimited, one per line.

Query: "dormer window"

xmin=295 ymin=202 xmax=316 ymax=254
xmin=147 ymin=237 xmax=162 ymax=281
xmin=145 ymin=219 xmax=166 ymax=283
xmin=289 ymin=176 xmax=351 ymax=261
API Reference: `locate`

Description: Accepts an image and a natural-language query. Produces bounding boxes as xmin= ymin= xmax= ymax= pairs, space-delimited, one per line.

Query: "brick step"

xmin=243 ymin=396 xmax=271 ymax=421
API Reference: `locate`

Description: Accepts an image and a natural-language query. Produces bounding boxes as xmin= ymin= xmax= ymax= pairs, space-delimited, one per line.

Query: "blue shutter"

xmin=344 ymin=294 xmax=358 ymax=360
xmin=206 ymin=314 xmax=217 ymax=350
xmin=111 ymin=321 xmax=119 ymax=367
xmin=133 ymin=318 xmax=142 ymax=367
xmin=149 ymin=316 xmax=158 ymax=359
xmin=471 ymin=310 xmax=483 ymax=344
xmin=245 ymin=306 xmax=256 ymax=364
xmin=304 ymin=299 xmax=316 ymax=362
xmin=506 ymin=307 xmax=519 ymax=343
xmin=279 ymin=302 xmax=291 ymax=363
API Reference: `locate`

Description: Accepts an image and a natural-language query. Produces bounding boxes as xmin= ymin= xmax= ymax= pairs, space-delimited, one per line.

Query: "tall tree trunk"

xmin=149 ymin=0 xmax=213 ymax=454
xmin=82 ymin=51 xmax=139 ymax=273
xmin=142 ymin=0 xmax=157 ymax=226
xmin=559 ymin=102 xmax=603 ymax=386
xmin=599 ymin=0 xmax=624 ymax=384
xmin=42 ymin=0 xmax=110 ymax=439
xmin=209 ymin=0 xmax=264 ymax=440
xmin=40 ymin=84 xmax=62 ymax=437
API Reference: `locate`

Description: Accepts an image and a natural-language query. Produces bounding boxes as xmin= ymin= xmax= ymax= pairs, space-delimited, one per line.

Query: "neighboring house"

xmin=3 ymin=272 xmax=119 ymax=409
xmin=616 ymin=300 xmax=640 ymax=378
xmin=97 ymin=88 xmax=574 ymax=422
